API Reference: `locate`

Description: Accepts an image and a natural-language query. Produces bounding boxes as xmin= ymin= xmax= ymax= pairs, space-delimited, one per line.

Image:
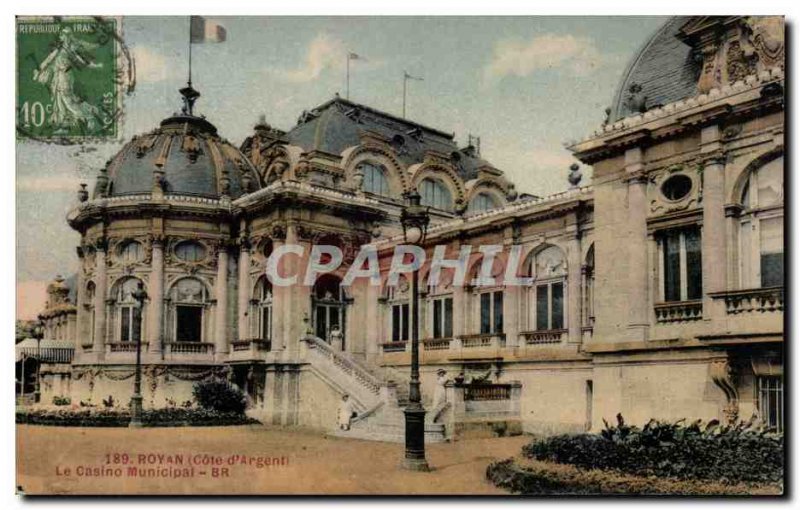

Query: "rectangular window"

xmin=480 ymin=291 xmax=503 ymax=334
xmin=176 ymin=305 xmax=202 ymax=343
xmin=664 ymin=232 xmax=682 ymax=302
xmin=431 ymin=297 xmax=453 ymax=339
xmin=480 ymin=293 xmax=491 ymax=334
xmin=392 ymin=303 xmax=409 ymax=342
xmin=661 ymin=227 xmax=703 ymax=302
xmin=760 ymin=216 xmax=784 ymax=288
xmin=536 ymin=285 xmax=549 ymax=330
xmin=493 ymin=291 xmax=503 ymax=334
xmin=551 ymin=282 xmax=564 ymax=330
xmin=535 ymin=282 xmax=564 ymax=331
xmin=685 ymin=229 xmax=702 ymax=299
xmin=260 ymin=307 xmax=272 ymax=342
xmin=757 ymin=376 xmax=783 ymax=433
xmin=119 ymin=306 xmax=141 ymax=343
xmin=120 ymin=306 xmax=133 ymax=342
xmin=444 ymin=297 xmax=453 ymax=338
xmin=433 ymin=299 xmax=442 ymax=338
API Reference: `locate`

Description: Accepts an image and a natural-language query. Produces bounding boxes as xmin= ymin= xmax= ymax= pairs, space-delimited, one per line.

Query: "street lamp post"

xmin=400 ymin=190 xmax=431 ymax=472
xmin=129 ymin=282 xmax=148 ymax=428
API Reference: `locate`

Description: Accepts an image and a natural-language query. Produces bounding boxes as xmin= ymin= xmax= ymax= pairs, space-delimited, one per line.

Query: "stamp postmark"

xmin=16 ymin=16 xmax=132 ymax=143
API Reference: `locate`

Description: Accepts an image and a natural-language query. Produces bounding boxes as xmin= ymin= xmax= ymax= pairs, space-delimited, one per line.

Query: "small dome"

xmin=98 ymin=87 xmax=260 ymax=199
xmin=609 ymin=17 xmax=700 ymax=122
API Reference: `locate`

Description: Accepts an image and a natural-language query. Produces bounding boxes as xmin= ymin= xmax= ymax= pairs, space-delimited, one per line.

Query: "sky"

xmin=16 ymin=15 xmax=666 ymax=319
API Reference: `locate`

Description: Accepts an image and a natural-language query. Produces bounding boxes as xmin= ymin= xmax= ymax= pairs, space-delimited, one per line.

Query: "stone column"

xmin=93 ymin=240 xmax=108 ymax=356
xmin=567 ymin=232 xmax=582 ymax=344
xmin=625 ymin=147 xmax=650 ymax=342
xmin=75 ymin=245 xmax=87 ymax=345
xmin=237 ymin=237 xmax=251 ymax=340
xmin=214 ymin=241 xmax=230 ymax=357
xmin=700 ymin=125 xmax=727 ymax=312
xmin=148 ymin=236 xmax=164 ymax=354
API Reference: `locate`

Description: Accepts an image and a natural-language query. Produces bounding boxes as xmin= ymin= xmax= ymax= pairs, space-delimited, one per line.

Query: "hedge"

xmin=16 ymin=407 xmax=259 ymax=427
xmin=522 ymin=414 xmax=783 ymax=485
xmin=486 ymin=458 xmax=782 ymax=496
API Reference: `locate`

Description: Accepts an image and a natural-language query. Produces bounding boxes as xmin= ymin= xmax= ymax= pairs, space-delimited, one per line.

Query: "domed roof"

xmin=99 ymin=86 xmax=260 ymax=199
xmin=609 ymin=17 xmax=700 ymax=122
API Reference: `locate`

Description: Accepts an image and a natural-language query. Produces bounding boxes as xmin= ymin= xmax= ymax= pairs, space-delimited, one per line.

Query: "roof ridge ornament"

xmin=179 ymin=83 xmax=201 ymax=116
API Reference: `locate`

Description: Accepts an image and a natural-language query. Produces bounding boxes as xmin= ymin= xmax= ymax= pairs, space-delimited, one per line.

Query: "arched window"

xmin=174 ymin=241 xmax=207 ymax=263
xmin=118 ymin=240 xmax=143 ymax=264
xmin=167 ymin=278 xmax=209 ymax=343
xmin=86 ymin=281 xmax=96 ymax=344
xmin=419 ymin=178 xmax=453 ymax=211
xmin=740 ymin=156 xmax=784 ymax=288
xmin=468 ymin=192 xmax=498 ymax=214
xmin=254 ymin=277 xmax=273 ymax=346
xmin=312 ymin=274 xmax=347 ymax=344
xmin=111 ymin=277 xmax=145 ymax=343
xmin=526 ymin=246 xmax=567 ymax=332
xmin=359 ymin=162 xmax=390 ymax=196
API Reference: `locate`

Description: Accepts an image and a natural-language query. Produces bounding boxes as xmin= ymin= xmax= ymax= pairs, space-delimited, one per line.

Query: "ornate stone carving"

xmin=648 ymin=165 xmax=702 ymax=216
xmin=624 ymin=83 xmax=648 ymax=114
xmin=181 ymin=134 xmax=203 ymax=163
xmin=709 ymin=358 xmax=739 ymax=424
xmin=269 ymin=224 xmax=286 ymax=241
xmin=726 ymin=40 xmax=757 ymax=83
xmin=745 ymin=16 xmax=784 ymax=70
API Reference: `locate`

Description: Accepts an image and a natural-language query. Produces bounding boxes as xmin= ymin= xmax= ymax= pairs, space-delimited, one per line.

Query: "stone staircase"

xmin=302 ymin=336 xmax=447 ymax=443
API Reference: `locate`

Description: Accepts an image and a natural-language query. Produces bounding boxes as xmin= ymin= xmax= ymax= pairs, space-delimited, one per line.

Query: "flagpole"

xmin=346 ymin=54 xmax=350 ymax=100
xmin=188 ymin=16 xmax=192 ymax=86
xmin=402 ymin=72 xmax=407 ymax=119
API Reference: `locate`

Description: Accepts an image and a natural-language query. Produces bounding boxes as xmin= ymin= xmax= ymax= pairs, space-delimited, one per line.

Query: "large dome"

xmin=609 ymin=17 xmax=700 ymax=122
xmin=98 ymin=89 xmax=260 ymax=199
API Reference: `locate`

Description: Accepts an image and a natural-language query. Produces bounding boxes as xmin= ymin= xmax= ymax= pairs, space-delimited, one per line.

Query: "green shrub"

xmin=486 ymin=458 xmax=782 ymax=495
xmin=192 ymin=378 xmax=247 ymax=415
xmin=523 ymin=414 xmax=783 ymax=485
xmin=52 ymin=395 xmax=71 ymax=406
xmin=15 ymin=407 xmax=259 ymax=427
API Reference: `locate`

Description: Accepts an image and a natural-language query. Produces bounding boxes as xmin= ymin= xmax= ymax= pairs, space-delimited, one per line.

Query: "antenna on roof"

xmin=468 ymin=134 xmax=481 ymax=156
xmin=402 ymin=71 xmax=423 ymax=119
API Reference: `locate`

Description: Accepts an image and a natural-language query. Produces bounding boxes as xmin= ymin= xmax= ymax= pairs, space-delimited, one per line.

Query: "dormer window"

xmin=359 ymin=162 xmax=390 ymax=196
xmin=419 ymin=178 xmax=453 ymax=212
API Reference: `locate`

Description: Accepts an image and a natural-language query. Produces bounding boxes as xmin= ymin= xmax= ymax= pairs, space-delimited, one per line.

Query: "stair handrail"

xmin=302 ymin=335 xmax=382 ymax=395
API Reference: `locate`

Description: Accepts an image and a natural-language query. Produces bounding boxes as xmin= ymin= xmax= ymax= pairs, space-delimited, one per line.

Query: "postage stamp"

xmin=16 ymin=16 xmax=126 ymax=142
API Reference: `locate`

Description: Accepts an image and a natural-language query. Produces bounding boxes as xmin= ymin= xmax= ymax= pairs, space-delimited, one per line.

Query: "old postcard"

xmin=15 ymin=14 xmax=784 ymax=496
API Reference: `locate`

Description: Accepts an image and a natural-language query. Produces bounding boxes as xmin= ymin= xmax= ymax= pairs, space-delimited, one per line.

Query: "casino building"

xmin=24 ymin=16 xmax=784 ymax=440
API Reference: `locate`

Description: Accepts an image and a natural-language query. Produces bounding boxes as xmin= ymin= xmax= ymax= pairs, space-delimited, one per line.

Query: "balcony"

xmin=519 ymin=329 xmax=566 ymax=345
xmin=422 ymin=338 xmax=452 ymax=351
xmin=654 ymin=300 xmax=703 ymax=323
xmin=229 ymin=339 xmax=271 ymax=361
xmin=380 ymin=341 xmax=407 ymax=354
xmin=107 ymin=342 xmax=143 ymax=353
xmin=164 ymin=342 xmax=214 ymax=361
xmin=709 ymin=287 xmax=784 ymax=315
xmin=460 ymin=333 xmax=506 ymax=350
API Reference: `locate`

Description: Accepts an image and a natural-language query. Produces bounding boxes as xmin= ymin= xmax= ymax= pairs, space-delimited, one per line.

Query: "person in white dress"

xmin=337 ymin=394 xmax=355 ymax=430
xmin=432 ymin=369 xmax=448 ymax=410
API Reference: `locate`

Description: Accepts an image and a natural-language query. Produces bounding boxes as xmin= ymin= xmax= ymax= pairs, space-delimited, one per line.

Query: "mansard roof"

xmin=610 ymin=16 xmax=700 ymax=122
xmin=281 ymin=96 xmax=497 ymax=180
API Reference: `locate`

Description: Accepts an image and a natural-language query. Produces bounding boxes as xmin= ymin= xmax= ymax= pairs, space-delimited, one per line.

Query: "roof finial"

xmin=179 ymin=83 xmax=200 ymax=116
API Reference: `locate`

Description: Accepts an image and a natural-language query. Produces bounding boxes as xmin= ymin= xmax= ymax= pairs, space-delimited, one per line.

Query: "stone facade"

xmin=28 ymin=16 xmax=784 ymax=438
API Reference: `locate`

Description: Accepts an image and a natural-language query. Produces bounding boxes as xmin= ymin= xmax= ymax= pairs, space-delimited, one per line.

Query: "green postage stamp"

xmin=16 ymin=17 xmax=124 ymax=142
